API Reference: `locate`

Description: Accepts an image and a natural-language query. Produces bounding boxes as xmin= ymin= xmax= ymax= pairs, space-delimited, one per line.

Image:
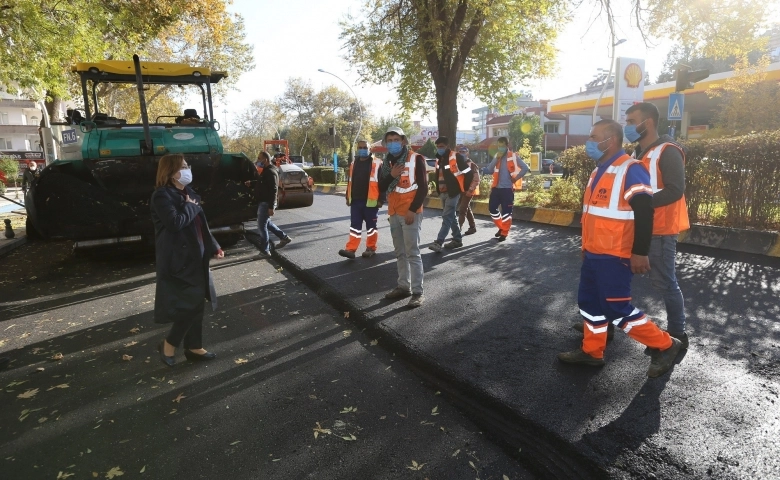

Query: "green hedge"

xmin=303 ymin=166 xmax=332 ymax=183
xmin=557 ymin=130 xmax=780 ymax=230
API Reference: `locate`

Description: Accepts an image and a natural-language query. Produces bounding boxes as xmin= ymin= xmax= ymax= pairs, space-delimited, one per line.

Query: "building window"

xmin=544 ymin=123 xmax=560 ymax=134
xmin=0 ymin=112 xmax=8 ymax=125
xmin=21 ymin=114 xmax=28 ymax=126
xmin=25 ymin=139 xmax=31 ymax=150
xmin=0 ymin=137 xmax=11 ymax=149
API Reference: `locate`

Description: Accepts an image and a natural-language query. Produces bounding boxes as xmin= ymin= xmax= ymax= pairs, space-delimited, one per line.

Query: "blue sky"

xmin=216 ymin=0 xmax=675 ymax=130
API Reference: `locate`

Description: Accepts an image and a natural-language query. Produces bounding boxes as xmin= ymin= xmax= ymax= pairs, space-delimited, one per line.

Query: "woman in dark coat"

xmin=151 ymin=154 xmax=224 ymax=367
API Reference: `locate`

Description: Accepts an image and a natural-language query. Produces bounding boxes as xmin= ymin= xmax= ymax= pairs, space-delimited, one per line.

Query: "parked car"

xmin=277 ymin=163 xmax=314 ymax=208
xmin=541 ymin=158 xmax=563 ymax=174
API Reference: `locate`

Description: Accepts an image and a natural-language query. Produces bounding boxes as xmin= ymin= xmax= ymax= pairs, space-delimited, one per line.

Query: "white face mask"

xmin=177 ymin=168 xmax=192 ymax=186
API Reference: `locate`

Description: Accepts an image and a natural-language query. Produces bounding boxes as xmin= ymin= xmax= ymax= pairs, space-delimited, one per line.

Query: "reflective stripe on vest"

xmin=638 ymin=142 xmax=690 ymax=234
xmin=347 ymin=157 xmax=383 ymax=206
xmin=394 ymin=150 xmax=419 ymax=194
xmin=492 ymin=151 xmax=523 ymax=190
xmin=581 ymin=154 xmax=640 ymax=257
xmin=445 ymin=151 xmax=470 ymax=192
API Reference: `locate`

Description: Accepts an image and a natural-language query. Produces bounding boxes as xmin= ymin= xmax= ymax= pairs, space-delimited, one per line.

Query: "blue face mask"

xmin=497 ymin=146 xmax=508 ymax=154
xmin=585 ymin=137 xmax=611 ymax=160
xmin=387 ymin=141 xmax=403 ymax=156
xmin=436 ymin=148 xmax=446 ymax=156
xmin=624 ymin=119 xmax=647 ymax=143
xmin=357 ymin=148 xmax=369 ymax=157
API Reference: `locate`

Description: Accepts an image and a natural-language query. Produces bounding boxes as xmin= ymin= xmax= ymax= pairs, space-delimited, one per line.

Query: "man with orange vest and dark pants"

xmin=485 ymin=137 xmax=528 ymax=241
xmin=429 ymin=136 xmax=472 ymax=252
xmin=558 ymin=119 xmax=683 ymax=377
xmin=378 ymin=127 xmax=428 ymax=308
xmin=339 ymin=139 xmax=386 ymax=259
xmin=625 ymin=102 xmax=690 ymax=348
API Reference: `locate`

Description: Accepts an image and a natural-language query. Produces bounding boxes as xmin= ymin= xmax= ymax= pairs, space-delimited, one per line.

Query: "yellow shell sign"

xmin=624 ymin=63 xmax=643 ymax=88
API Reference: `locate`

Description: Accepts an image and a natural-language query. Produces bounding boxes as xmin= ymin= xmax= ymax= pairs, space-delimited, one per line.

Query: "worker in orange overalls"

xmin=484 ymin=137 xmax=528 ymax=242
xmin=625 ymin=102 xmax=690 ymax=350
xmin=339 ymin=139 xmax=385 ymax=259
xmin=558 ymin=119 xmax=683 ymax=378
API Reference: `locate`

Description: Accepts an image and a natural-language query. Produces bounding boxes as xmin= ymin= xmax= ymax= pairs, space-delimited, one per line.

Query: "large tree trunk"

xmin=434 ymin=77 xmax=459 ymax=148
xmin=44 ymin=92 xmax=63 ymax=123
xmin=311 ymin=144 xmax=321 ymax=166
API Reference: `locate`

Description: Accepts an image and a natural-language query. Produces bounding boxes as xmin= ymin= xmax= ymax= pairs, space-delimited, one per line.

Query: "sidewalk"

xmin=270 ymin=192 xmax=780 ymax=479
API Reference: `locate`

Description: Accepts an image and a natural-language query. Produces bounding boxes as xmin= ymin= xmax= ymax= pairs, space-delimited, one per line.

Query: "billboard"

xmin=612 ymin=57 xmax=646 ymax=126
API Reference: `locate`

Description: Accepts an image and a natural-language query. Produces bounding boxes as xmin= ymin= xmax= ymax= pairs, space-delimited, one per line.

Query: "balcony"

xmin=0 ymin=125 xmax=39 ymax=134
xmin=0 ymin=99 xmax=37 ymax=109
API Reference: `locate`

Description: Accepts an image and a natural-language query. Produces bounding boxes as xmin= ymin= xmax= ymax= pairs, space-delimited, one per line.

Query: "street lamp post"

xmin=592 ymin=38 xmax=626 ymax=125
xmin=317 ymin=69 xmax=363 ymax=170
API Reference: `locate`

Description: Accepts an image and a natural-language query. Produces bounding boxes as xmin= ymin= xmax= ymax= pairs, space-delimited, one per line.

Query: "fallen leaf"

xmin=169 ymin=409 xmax=177 ymax=415
xmin=129 ymin=328 xmax=141 ymax=334
xmin=288 ymin=311 xmax=300 ymax=316
xmin=341 ymin=434 xmax=356 ymax=441
xmin=105 ymin=466 xmax=124 ymax=478
xmin=139 ymin=466 xmax=146 ymax=473
xmin=234 ymin=358 xmax=248 ymax=365
xmin=47 ymin=383 xmax=69 ymax=391
xmin=369 ymin=339 xmax=378 ymax=346
xmin=313 ymin=422 xmax=331 ymax=439
xmin=342 ymin=330 xmax=352 ymax=337
xmin=343 ymin=311 xmax=350 ymax=318
xmin=56 ymin=472 xmax=74 ymax=479
xmin=17 ymin=388 xmax=39 ymax=399
xmin=172 ymin=393 xmax=186 ymax=403
xmin=230 ymin=440 xmax=241 ymax=446
xmin=431 ymin=405 xmax=439 ymax=416
xmin=469 ymin=460 xmax=477 ymax=471
xmin=6 ymin=380 xmax=28 ymax=388
xmin=35 ymin=367 xmax=45 ymax=373
xmin=308 ymin=394 xmax=317 ymax=400
xmin=38 ymin=417 xmax=48 ymax=423
xmin=123 ymin=341 xmax=137 ymax=348
xmin=340 ymin=406 xmax=357 ymax=414
xmin=407 ymin=460 xmax=425 ymax=471
xmin=503 ymin=475 xmax=510 ymax=480
xmin=122 ymin=354 xmax=133 ymax=361
xmin=51 ymin=353 xmax=64 ymax=361
xmin=379 ymin=415 xmax=386 ymax=420
xmin=272 ymin=458 xmax=281 ymax=462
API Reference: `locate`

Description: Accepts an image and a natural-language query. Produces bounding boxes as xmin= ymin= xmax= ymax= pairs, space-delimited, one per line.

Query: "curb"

xmin=312 ymin=185 xmax=347 ymax=195
xmin=0 ymin=233 xmax=26 ymax=258
xmin=313 ymin=188 xmax=780 ymax=257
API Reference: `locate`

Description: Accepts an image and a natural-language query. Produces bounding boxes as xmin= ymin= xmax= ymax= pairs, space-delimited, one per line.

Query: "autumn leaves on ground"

xmin=0 ymin=239 xmax=532 ymax=479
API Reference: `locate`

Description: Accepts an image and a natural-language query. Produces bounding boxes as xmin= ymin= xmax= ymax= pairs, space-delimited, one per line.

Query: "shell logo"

xmin=624 ymin=63 xmax=643 ymax=88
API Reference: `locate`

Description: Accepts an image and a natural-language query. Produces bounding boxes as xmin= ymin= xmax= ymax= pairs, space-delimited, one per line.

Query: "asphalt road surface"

xmin=266 ymin=192 xmax=780 ymax=479
xmin=0 ymin=239 xmax=534 ymax=479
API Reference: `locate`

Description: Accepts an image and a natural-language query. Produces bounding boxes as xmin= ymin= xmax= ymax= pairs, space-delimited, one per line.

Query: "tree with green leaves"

xmin=508 ymin=114 xmax=543 ymax=153
xmin=372 ymin=116 xmax=415 ymax=143
xmin=341 ymin=0 xmax=564 ymax=144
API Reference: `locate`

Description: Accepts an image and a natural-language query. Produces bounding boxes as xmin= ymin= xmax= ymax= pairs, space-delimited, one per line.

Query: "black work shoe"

xmin=444 ymin=240 xmax=463 ymax=249
xmin=407 ymin=294 xmax=424 ymax=308
xmin=361 ymin=249 xmax=376 ymax=258
xmin=384 ymin=287 xmax=412 ymax=300
xmin=254 ymin=250 xmax=272 ymax=260
xmin=496 ymin=235 xmax=507 ymax=242
xmin=494 ymin=229 xmax=502 ymax=238
xmin=557 ymin=349 xmax=605 ymax=367
xmin=338 ymin=249 xmax=356 ymax=259
xmin=571 ymin=321 xmax=615 ymax=342
xmin=644 ymin=331 xmax=688 ymax=355
xmin=647 ymin=337 xmax=683 ymax=378
xmin=464 ymin=227 xmax=477 ymax=236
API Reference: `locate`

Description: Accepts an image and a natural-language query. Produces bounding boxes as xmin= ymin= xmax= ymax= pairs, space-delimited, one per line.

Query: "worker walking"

xmin=429 ymin=137 xmax=472 ymax=252
xmin=378 ymin=127 xmax=427 ymax=308
xmin=485 ymin=137 xmax=528 ymax=242
xmin=625 ymin=102 xmax=690 ymax=348
xmin=558 ymin=120 xmax=683 ymax=378
xmin=456 ymin=146 xmax=479 ymax=235
xmin=339 ymin=140 xmax=386 ymax=259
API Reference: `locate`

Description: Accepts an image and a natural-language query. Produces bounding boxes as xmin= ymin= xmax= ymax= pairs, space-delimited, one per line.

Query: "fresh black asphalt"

xmin=0 ymin=239 xmax=534 ymax=479
xmin=267 ymin=192 xmax=780 ymax=479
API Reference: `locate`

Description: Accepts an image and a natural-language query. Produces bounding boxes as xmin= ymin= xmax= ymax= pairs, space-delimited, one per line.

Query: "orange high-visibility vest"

xmin=347 ymin=157 xmax=383 ymax=207
xmin=492 ymin=151 xmax=524 ymax=191
xmin=387 ymin=150 xmax=423 ymax=216
xmin=581 ymin=153 xmax=652 ymax=258
xmin=445 ymin=151 xmax=471 ymax=192
xmin=636 ymin=143 xmax=690 ymax=235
